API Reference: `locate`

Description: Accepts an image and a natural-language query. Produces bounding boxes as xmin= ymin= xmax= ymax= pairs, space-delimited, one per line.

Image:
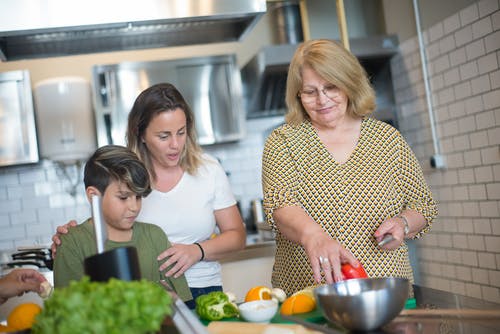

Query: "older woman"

xmin=262 ymin=39 xmax=437 ymax=296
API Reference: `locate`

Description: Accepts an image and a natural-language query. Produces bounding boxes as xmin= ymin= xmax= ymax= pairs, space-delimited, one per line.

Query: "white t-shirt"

xmin=137 ymin=154 xmax=236 ymax=288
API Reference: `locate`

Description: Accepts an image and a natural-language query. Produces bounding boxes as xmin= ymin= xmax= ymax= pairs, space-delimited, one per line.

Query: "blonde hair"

xmin=126 ymin=83 xmax=203 ymax=181
xmin=285 ymin=39 xmax=376 ymax=126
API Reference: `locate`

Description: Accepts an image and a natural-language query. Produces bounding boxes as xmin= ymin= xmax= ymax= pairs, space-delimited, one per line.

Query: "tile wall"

xmin=391 ymin=0 xmax=500 ymax=302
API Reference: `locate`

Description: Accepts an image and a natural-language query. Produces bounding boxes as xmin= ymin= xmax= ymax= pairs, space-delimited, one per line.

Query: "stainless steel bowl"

xmin=314 ymin=277 xmax=409 ymax=331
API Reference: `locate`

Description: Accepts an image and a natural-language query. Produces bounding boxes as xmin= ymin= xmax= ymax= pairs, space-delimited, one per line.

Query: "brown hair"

xmin=84 ymin=145 xmax=151 ymax=197
xmin=126 ymin=83 xmax=203 ymax=181
xmin=285 ymin=39 xmax=376 ymax=126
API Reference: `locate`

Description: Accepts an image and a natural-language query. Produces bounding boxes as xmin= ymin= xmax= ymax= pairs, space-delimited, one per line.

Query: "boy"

xmin=53 ymin=145 xmax=192 ymax=302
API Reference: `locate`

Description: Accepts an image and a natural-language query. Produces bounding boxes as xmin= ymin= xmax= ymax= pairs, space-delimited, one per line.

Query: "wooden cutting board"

xmin=207 ymin=321 xmax=323 ymax=334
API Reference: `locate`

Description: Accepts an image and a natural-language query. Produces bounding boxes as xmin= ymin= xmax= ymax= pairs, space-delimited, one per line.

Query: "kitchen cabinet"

xmin=220 ymin=242 xmax=275 ymax=303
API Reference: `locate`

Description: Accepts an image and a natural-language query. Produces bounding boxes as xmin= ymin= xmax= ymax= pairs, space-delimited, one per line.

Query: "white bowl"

xmin=238 ymin=300 xmax=278 ymax=323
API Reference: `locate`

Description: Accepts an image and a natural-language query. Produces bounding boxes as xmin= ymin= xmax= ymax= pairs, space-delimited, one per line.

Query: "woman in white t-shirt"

xmin=52 ymin=83 xmax=246 ymax=308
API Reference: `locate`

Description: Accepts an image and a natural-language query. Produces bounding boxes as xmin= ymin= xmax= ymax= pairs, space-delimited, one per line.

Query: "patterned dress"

xmin=262 ymin=117 xmax=437 ymax=296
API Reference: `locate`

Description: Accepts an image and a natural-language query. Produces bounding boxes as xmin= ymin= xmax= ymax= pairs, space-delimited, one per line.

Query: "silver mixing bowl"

xmin=314 ymin=277 xmax=409 ymax=331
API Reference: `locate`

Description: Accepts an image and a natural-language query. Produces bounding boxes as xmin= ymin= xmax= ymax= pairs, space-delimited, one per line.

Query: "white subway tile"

xmin=482 ymin=285 xmax=500 ymax=303
xmin=459 ymin=168 xmax=476 ymax=183
xmin=490 ymin=69 xmax=500 ymax=89
xmin=470 ymin=130 xmax=489 ymax=149
xmin=482 ymin=89 xmax=500 ymax=110
xmin=465 ymin=95 xmax=485 ymax=115
xmin=493 ymin=164 xmax=500 ymax=181
xmin=485 ymin=236 xmax=500 ymax=252
xmin=478 ymin=52 xmax=499 ymax=74
xmin=465 ymin=282 xmax=483 ymax=298
xmin=453 ymin=81 xmax=473 ymax=99
xmin=440 ymin=34 xmax=457 ymax=55
xmin=476 ymin=111 xmax=496 ymax=130
xmin=0 ymin=226 xmax=25 ymax=241
xmin=481 ymin=146 xmax=500 ymax=164
xmin=472 ymin=267 xmax=490 ymax=284
xmin=468 ymin=235 xmax=487 ymax=251
xmin=488 ymin=127 xmax=500 ymax=144
xmin=469 ymin=184 xmax=488 ymax=199
xmin=0 ymin=199 xmax=21 ymax=215
xmin=474 ymin=218 xmax=494 ymax=234
xmin=464 ymin=149 xmax=483 ymax=166
xmin=453 ymin=185 xmax=470 ymax=200
xmin=429 ymin=21 xmax=445 ymax=43
xmin=479 ymin=200 xmax=500 ymax=217
xmin=460 ymin=60 xmax=480 ymax=80
xmin=444 ymin=13 xmax=461 ymax=34
xmin=478 ymin=252 xmax=497 ymax=268
xmin=478 ymin=0 xmax=499 ymax=18
xmin=449 ymin=46 xmax=467 ymax=67
xmin=472 ymin=74 xmax=493 ymax=95
xmin=0 ymin=173 xmax=19 ymax=186
xmin=453 ymin=234 xmax=468 ymax=248
xmin=455 ymin=25 xmax=474 ymax=47
xmin=456 ymin=265 xmax=473 ymax=281
xmin=433 ymin=54 xmax=451 ymax=74
xmin=466 ymin=39 xmax=486 ymax=60
xmin=492 ymin=9 xmax=500 ymax=30
xmin=460 ymin=3 xmax=480 ymax=26
xmin=462 ymin=250 xmax=480 ymax=265
xmin=475 ymin=166 xmax=495 ymax=182
xmin=463 ymin=201 xmax=482 ymax=217
xmin=472 ymin=16 xmax=494 ymax=39
xmin=484 ymin=30 xmax=500 ymax=53
xmin=486 ymin=182 xmax=500 ymax=199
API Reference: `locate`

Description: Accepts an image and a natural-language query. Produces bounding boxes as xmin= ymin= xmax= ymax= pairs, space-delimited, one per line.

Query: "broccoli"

xmin=195 ymin=291 xmax=239 ymax=321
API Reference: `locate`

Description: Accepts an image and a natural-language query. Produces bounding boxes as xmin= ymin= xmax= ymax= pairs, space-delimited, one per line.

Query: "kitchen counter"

xmin=310 ymin=284 xmax=500 ymax=334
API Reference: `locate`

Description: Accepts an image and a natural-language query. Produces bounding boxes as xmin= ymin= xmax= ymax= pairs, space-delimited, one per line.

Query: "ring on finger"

xmin=319 ymin=256 xmax=329 ymax=265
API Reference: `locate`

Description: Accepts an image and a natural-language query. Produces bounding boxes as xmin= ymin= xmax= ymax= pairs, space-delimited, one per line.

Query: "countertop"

xmin=316 ymin=284 xmax=500 ymax=334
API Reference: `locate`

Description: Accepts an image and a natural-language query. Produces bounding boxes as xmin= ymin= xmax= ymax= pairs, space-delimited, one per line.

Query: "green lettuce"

xmin=32 ymin=277 xmax=172 ymax=334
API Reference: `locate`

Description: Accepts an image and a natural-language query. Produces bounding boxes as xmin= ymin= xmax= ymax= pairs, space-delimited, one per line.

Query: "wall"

xmin=390 ymin=0 xmax=500 ymax=302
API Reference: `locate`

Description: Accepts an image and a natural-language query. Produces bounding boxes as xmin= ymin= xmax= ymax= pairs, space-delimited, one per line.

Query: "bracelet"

xmin=397 ymin=215 xmax=410 ymax=237
xmin=194 ymin=242 xmax=205 ymax=261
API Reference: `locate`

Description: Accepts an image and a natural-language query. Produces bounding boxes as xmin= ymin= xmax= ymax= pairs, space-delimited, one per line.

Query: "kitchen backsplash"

xmin=0 ymin=116 xmax=284 ymax=250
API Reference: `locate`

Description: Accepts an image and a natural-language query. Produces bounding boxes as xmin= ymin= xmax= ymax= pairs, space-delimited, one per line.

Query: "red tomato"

xmin=341 ymin=262 xmax=368 ymax=280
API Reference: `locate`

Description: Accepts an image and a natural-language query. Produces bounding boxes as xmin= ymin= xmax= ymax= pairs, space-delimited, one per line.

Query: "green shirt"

xmin=54 ymin=218 xmax=192 ymax=302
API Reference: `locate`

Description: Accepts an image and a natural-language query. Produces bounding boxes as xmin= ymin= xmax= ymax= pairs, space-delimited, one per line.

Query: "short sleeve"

xmin=209 ymin=156 xmax=237 ymax=210
xmin=261 ymin=128 xmax=301 ymax=229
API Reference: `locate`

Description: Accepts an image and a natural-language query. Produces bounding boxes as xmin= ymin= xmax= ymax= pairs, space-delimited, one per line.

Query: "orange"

xmin=280 ymin=293 xmax=316 ymax=315
xmin=0 ymin=324 xmax=17 ymax=333
xmin=7 ymin=303 xmax=42 ymax=330
xmin=244 ymin=286 xmax=272 ymax=302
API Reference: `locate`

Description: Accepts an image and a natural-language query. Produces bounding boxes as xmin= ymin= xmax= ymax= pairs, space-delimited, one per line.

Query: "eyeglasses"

xmin=298 ymin=85 xmax=341 ymax=104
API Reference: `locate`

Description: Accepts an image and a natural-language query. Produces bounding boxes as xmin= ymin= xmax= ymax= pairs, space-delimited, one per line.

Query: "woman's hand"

xmin=374 ymin=216 xmax=406 ymax=250
xmin=302 ymin=230 xmax=358 ymax=284
xmin=273 ymin=206 xmax=358 ymax=284
xmin=158 ymin=204 xmax=245 ymax=279
xmin=50 ymin=220 xmax=78 ymax=257
xmin=157 ymin=243 xmax=204 ymax=278
xmin=374 ymin=210 xmax=427 ymax=250
xmin=0 ymin=269 xmax=47 ymax=304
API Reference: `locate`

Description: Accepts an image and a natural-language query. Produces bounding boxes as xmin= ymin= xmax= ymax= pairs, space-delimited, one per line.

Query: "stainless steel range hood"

xmin=0 ymin=0 xmax=266 ymax=61
xmin=241 ymin=35 xmax=400 ymax=119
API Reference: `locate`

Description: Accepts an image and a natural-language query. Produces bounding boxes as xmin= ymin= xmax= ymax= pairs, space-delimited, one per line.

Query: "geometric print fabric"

xmin=262 ymin=117 xmax=437 ymax=296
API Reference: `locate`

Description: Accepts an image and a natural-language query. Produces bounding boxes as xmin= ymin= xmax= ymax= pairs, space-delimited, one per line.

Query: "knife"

xmin=280 ymin=314 xmax=344 ymax=334
xmin=91 ymin=194 xmax=107 ymax=254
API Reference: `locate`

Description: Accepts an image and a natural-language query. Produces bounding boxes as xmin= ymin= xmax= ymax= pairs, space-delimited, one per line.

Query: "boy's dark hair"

xmin=83 ymin=145 xmax=151 ymax=197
